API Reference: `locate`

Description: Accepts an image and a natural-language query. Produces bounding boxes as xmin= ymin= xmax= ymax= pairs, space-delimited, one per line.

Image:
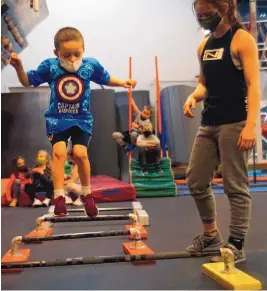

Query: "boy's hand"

xmin=123 ymin=79 xmax=137 ymax=88
xmin=32 ymin=168 xmax=44 ymax=175
xmin=10 ymin=52 xmax=23 ymax=70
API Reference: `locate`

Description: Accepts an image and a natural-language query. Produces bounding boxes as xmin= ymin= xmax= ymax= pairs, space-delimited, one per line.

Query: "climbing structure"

xmin=128 ymin=56 xmax=177 ymax=197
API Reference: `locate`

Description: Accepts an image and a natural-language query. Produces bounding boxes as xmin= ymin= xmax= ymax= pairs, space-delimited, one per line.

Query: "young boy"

xmin=136 ymin=123 xmax=162 ymax=175
xmin=112 ymin=100 xmax=152 ymax=154
xmin=10 ymin=27 xmax=136 ymax=217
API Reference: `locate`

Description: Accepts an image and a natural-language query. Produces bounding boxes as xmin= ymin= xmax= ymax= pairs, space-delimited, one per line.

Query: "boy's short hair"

xmin=144 ymin=105 xmax=152 ymax=113
xmin=54 ymin=27 xmax=84 ymax=50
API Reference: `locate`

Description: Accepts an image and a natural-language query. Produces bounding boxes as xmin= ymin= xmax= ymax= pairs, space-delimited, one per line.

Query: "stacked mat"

xmin=130 ymin=158 xmax=177 ymax=197
xmin=160 ymin=85 xmax=202 ymax=165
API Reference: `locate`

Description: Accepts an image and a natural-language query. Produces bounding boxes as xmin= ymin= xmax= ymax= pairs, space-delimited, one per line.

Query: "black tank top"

xmin=200 ymin=24 xmax=247 ymax=126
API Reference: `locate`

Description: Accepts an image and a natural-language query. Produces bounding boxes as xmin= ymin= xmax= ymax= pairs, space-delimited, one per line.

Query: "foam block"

xmin=136 ymin=209 xmax=149 ymax=226
xmin=122 ymin=241 xmax=155 ymax=265
xmin=1 ymin=249 xmax=30 ymax=272
xmin=132 ymin=201 xmax=143 ymax=214
xmin=24 ymin=228 xmax=52 ymax=242
xmin=91 ymin=176 xmax=136 ymax=202
xmin=202 ymin=262 xmax=262 ymax=290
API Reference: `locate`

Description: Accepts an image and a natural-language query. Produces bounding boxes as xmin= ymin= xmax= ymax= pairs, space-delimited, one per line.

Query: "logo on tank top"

xmin=203 ymin=48 xmax=224 ymax=61
xmin=56 ymin=75 xmax=84 ymax=103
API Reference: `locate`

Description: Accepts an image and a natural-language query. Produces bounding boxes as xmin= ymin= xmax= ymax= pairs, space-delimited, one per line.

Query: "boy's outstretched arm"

xmin=108 ymin=77 xmax=137 ymax=89
xmin=10 ymin=53 xmax=30 ymax=87
xmin=131 ymin=98 xmax=139 ymax=113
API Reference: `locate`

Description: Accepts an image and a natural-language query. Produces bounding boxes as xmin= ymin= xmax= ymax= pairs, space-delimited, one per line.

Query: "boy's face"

xmin=141 ymin=108 xmax=151 ymax=120
xmin=54 ymin=40 xmax=84 ymax=63
xmin=16 ymin=158 xmax=25 ymax=168
xmin=143 ymin=123 xmax=152 ymax=133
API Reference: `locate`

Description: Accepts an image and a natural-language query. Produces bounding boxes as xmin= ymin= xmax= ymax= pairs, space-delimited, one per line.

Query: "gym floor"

xmin=1 ymin=193 xmax=267 ymax=290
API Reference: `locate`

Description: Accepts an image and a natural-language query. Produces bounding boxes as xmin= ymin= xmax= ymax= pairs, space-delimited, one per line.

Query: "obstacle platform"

xmin=90 ymin=175 xmax=136 ymax=202
xmin=130 ymin=158 xmax=177 ymax=197
xmin=1 ymin=196 xmax=267 ymax=289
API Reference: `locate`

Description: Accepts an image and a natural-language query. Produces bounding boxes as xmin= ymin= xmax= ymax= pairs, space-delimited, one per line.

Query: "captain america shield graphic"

xmin=56 ymin=75 xmax=84 ymax=103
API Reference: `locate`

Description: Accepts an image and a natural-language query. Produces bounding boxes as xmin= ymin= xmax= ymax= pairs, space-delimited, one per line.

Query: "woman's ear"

xmin=54 ymin=49 xmax=58 ymax=57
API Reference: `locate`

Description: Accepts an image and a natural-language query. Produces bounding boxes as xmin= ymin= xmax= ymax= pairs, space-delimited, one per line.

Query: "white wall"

xmin=1 ymin=0 xmax=203 ymax=93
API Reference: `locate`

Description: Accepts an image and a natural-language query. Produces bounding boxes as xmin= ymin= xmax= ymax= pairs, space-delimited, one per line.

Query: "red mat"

xmin=91 ymin=175 xmax=136 ymax=203
xmin=2 ymin=176 xmax=136 ymax=205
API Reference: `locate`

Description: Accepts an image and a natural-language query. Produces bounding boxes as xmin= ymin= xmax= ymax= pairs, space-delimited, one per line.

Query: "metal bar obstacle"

xmin=2 ymin=245 xmax=262 ymax=290
xmin=7 ymin=228 xmax=142 ymax=257
xmin=25 ymin=212 xmax=148 ymax=240
xmin=41 ymin=215 xmax=133 ymax=223
xmin=36 ymin=212 xmax=148 ymax=229
xmin=48 ymin=201 xmax=143 ymax=215
xmin=2 ymin=249 xmax=222 ymax=269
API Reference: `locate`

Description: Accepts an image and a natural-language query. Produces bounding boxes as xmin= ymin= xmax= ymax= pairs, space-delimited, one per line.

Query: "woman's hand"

xmin=183 ymin=95 xmax=196 ymax=118
xmin=237 ymin=123 xmax=256 ymax=151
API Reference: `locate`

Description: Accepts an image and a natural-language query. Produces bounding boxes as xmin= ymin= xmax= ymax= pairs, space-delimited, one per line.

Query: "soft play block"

xmin=18 ymin=191 xmax=33 ymax=207
xmin=1 ymin=179 xmax=33 ymax=207
xmin=35 ymin=192 xmax=47 ymax=202
xmin=130 ymin=158 xmax=177 ymax=198
xmin=25 ymin=228 xmax=53 ymax=241
xmin=1 ymin=179 xmax=9 ymax=196
xmin=1 ymin=249 xmax=30 ymax=272
xmin=1 ymin=195 xmax=9 ymax=206
xmin=202 ymin=262 xmax=262 ymax=290
xmin=123 ymin=241 xmax=156 ymax=265
xmin=1 ymin=179 xmax=10 ymax=206
xmin=91 ymin=175 xmax=136 ymax=203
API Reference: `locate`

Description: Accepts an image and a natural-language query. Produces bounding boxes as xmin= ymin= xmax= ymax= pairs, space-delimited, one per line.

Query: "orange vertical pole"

xmin=128 ymin=57 xmax=133 ymax=160
xmin=155 ymin=56 xmax=163 ymax=158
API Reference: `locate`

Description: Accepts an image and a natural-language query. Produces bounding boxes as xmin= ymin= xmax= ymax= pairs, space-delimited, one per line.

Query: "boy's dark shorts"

xmin=48 ymin=126 xmax=91 ymax=147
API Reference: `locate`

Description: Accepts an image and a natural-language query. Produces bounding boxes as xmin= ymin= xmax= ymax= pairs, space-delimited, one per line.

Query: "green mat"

xmin=64 ymin=161 xmax=71 ymax=176
xmin=130 ymin=158 xmax=177 ymax=197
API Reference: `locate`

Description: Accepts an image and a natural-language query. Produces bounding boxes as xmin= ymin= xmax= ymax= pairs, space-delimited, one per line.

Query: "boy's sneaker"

xmin=42 ymin=198 xmax=51 ymax=207
xmin=81 ymin=194 xmax=98 ymax=218
xmin=124 ymin=144 xmax=136 ymax=154
xmin=185 ymin=232 xmax=223 ymax=253
xmin=9 ymin=199 xmax=17 ymax=207
xmin=53 ymin=196 xmax=68 ymax=217
xmin=65 ymin=196 xmax=73 ymax=205
xmin=73 ymin=198 xmax=83 ymax=206
xmin=33 ymin=198 xmax=42 ymax=207
xmin=210 ymin=243 xmax=246 ymax=264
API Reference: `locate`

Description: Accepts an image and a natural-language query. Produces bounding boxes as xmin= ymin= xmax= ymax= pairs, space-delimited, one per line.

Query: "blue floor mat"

xmin=177 ymin=184 xmax=267 ymax=195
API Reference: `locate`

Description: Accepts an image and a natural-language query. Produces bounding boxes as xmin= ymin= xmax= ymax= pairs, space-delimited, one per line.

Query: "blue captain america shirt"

xmin=27 ymin=57 xmax=111 ymax=135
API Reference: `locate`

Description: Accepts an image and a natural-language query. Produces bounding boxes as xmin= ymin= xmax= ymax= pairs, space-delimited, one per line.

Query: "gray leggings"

xmin=187 ymin=121 xmax=250 ymax=239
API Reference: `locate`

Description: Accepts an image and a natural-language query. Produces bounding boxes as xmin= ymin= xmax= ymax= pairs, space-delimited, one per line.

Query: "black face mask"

xmin=143 ymin=131 xmax=151 ymax=138
xmin=17 ymin=165 xmax=28 ymax=173
xmin=198 ymin=11 xmax=222 ymax=32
